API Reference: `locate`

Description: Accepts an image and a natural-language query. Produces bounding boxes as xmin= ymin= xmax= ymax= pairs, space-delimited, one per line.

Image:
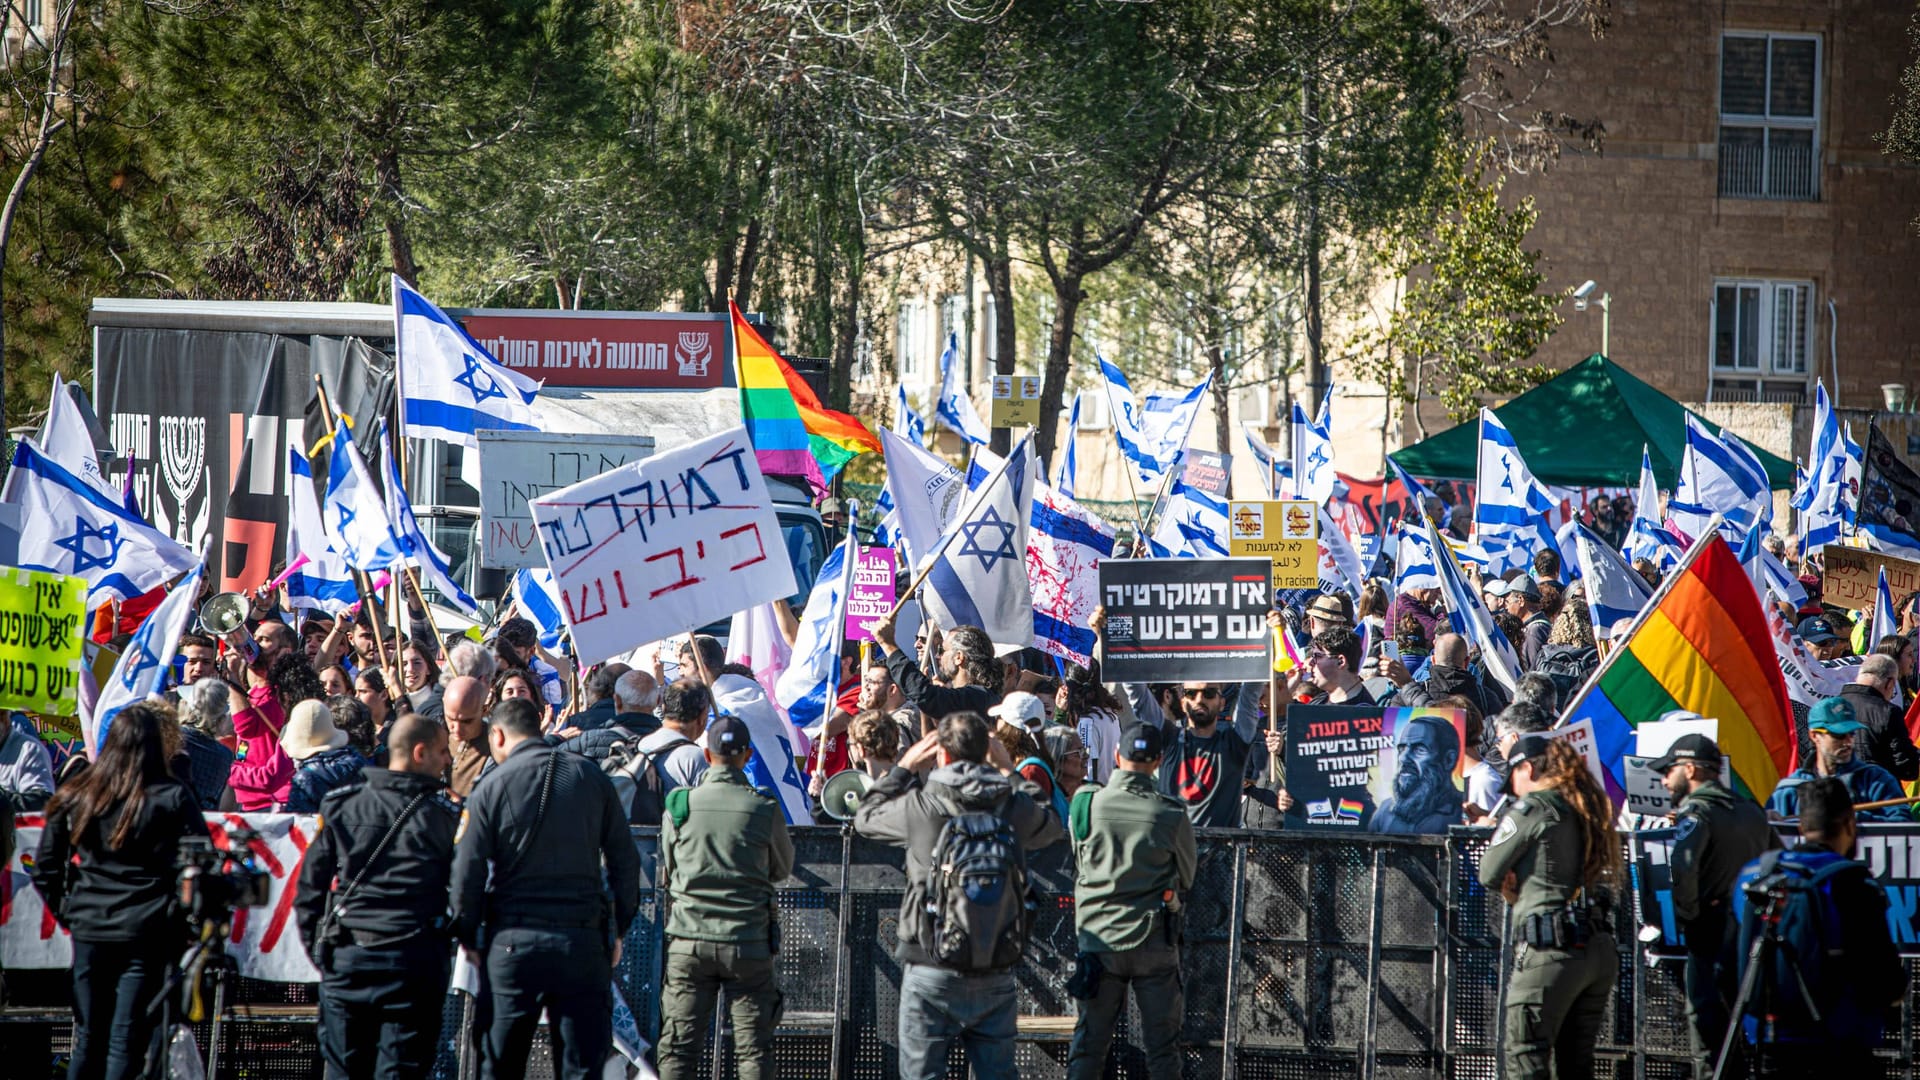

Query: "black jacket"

xmin=554 ymin=715 xmax=659 ymax=762
xmin=1394 ymin=663 xmax=1510 ymax=722
xmin=1839 ymin=683 xmax=1919 ymax=782
xmin=449 ymin=740 xmax=641 ymax=947
xmin=285 ymin=748 xmax=369 ymax=814
xmin=569 ymin=697 xmax=621 ymax=733
xmin=32 ymin=779 xmax=210 ymax=942
xmin=179 ymin=728 xmax=234 ymax=811
xmin=885 ymin=649 xmax=997 ymax=722
xmin=294 ymin=768 xmax=460 ymax=953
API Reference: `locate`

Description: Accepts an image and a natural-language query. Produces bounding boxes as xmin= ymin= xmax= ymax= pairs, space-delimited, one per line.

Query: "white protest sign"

xmin=532 ymin=426 xmax=798 ymax=666
xmin=1635 ymin=717 xmax=1719 ymax=758
xmin=1623 ymin=752 xmax=1735 ymax=818
xmin=478 ymin=430 xmax=655 ymax=569
xmin=1544 ymin=718 xmax=1608 ymax=792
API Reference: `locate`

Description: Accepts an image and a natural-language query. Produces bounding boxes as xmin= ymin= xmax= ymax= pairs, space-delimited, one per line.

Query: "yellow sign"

xmin=1228 ymin=501 xmax=1318 ymax=590
xmin=0 ymin=567 xmax=88 ymax=716
xmin=989 ymin=374 xmax=1043 ymax=428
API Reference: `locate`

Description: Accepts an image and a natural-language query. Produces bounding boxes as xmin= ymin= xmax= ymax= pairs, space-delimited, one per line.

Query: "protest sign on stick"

xmin=845 ymin=546 xmax=896 ymax=643
xmin=532 ymin=426 xmax=798 ymax=667
xmin=1228 ymin=500 xmax=1318 ymax=591
xmin=0 ymin=568 xmax=86 ymax=716
xmin=1820 ymin=544 xmax=1920 ymax=612
xmin=1097 ymin=558 xmax=1271 ymax=683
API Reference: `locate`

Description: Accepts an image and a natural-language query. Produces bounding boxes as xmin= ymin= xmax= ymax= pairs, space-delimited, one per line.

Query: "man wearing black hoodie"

xmin=1388 ymin=633 xmax=1510 ymax=719
xmin=855 ymin=711 xmax=1063 ymax=1080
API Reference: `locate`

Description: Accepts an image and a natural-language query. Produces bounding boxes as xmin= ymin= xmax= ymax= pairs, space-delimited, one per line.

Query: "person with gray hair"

xmin=556 ymin=670 xmax=663 ymax=763
xmin=1839 ymin=652 xmax=1919 ymax=782
xmin=1511 ymin=672 xmax=1560 ymax=717
xmin=1491 ymin=702 xmax=1555 ymax=762
xmin=442 ymin=638 xmax=497 ymax=687
xmin=175 ymin=679 xmax=235 ymax=810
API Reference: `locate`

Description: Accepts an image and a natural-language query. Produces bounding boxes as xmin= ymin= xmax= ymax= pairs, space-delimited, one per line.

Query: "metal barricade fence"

xmin=5 ymin=826 xmax=1918 ymax=1079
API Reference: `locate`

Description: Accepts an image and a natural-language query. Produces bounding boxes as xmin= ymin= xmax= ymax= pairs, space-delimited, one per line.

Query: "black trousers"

xmin=317 ymin=938 xmax=452 ymax=1080
xmin=482 ymin=926 xmax=613 ymax=1080
xmin=68 ymin=937 xmax=176 ymax=1080
xmin=1682 ymin=908 xmax=1746 ymax=1078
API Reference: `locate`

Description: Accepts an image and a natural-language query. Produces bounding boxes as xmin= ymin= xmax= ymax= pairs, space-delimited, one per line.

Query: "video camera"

xmin=176 ymin=828 xmax=272 ymax=928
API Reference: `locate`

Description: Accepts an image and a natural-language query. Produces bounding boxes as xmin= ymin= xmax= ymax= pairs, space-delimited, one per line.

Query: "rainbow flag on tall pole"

xmin=1561 ymin=524 xmax=1798 ymax=800
xmin=731 ymin=300 xmax=881 ymax=495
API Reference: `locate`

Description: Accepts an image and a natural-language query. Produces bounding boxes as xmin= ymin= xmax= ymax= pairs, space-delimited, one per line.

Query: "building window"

xmin=1712 ymin=278 xmax=1811 ymax=375
xmin=895 ymin=301 xmax=922 ymax=379
xmin=1718 ymin=32 xmax=1819 ymax=201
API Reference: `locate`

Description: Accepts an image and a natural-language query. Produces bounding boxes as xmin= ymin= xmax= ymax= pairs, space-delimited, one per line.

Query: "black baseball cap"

xmin=1503 ymin=734 xmax=1555 ymax=793
xmin=1119 ymin=721 xmax=1165 ymax=763
xmin=1647 ymin=733 xmax=1721 ymax=774
xmin=708 ymin=715 xmax=752 ymax=756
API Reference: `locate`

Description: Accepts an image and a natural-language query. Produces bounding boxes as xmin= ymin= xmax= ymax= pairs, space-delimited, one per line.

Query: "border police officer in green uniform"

xmin=1657 ymin=732 xmax=1779 ymax=1077
xmin=1478 ymin=735 xmax=1623 ymax=1080
xmin=657 ymin=715 xmax=795 ymax=1080
xmin=1065 ymin=722 xmax=1197 ymax=1080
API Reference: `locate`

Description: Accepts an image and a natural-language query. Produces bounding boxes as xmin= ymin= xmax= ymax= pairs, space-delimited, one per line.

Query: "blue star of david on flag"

xmin=118 ymin=640 xmax=163 ymax=693
xmin=453 ymin=351 xmax=507 ymax=404
xmin=335 ymin=503 xmax=357 ymax=534
xmin=956 ymin=506 xmax=1020 ymax=573
xmin=54 ymin=518 xmax=125 ymax=573
xmin=1499 ymin=453 xmax=1515 ymax=491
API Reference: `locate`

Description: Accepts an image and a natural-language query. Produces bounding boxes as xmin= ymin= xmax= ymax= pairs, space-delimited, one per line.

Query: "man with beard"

xmin=1767 ymin=698 xmax=1910 ymax=822
xmin=872 ymin=613 xmax=1001 ymax=724
xmin=1367 ymin=715 xmax=1462 ymax=834
xmin=1657 ymin=734 xmax=1778 ymax=1079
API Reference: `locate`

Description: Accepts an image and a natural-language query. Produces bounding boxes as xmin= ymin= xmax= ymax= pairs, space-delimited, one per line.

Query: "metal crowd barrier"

xmin=4 ymin=826 xmax=1918 ymax=1079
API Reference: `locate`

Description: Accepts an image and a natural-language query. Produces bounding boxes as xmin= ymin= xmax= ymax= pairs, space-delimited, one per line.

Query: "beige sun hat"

xmin=280 ymin=699 xmax=350 ymax=761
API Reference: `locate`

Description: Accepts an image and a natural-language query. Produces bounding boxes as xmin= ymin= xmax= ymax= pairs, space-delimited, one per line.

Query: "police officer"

xmin=450 ymin=697 xmax=642 ymax=1080
xmin=295 ymin=712 xmax=459 ymax=1080
xmin=1065 ymin=722 xmax=1196 ymax=1080
xmin=1478 ymin=735 xmax=1623 ymax=1080
xmin=656 ymin=715 xmax=795 ymax=1080
xmin=1655 ymin=733 xmax=1778 ymax=1078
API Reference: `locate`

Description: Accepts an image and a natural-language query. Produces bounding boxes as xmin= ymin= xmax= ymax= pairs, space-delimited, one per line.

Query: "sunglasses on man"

xmin=1182 ymin=687 xmax=1221 ymax=701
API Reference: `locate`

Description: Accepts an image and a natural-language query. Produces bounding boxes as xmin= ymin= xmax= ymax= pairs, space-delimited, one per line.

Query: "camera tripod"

xmin=1713 ymin=889 xmax=1820 ymax=1080
xmin=139 ymin=918 xmax=240 ymax=1080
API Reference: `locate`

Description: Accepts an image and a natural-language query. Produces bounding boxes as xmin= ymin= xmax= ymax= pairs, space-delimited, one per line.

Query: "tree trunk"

xmin=734 ymin=214 xmax=765 ymax=310
xmin=710 ymin=225 xmax=737 ymax=312
xmin=983 ymin=248 xmax=1017 ymax=456
xmin=1302 ymin=71 xmax=1326 ymax=410
xmin=375 ymin=149 xmax=419 ymax=286
xmin=1207 ymin=341 xmax=1231 ymax=456
xmin=828 ymin=239 xmax=864 ymax=411
xmin=1036 ymin=268 xmax=1084 ymax=473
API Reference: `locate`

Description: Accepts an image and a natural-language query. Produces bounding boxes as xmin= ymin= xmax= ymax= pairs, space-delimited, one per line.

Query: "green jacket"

xmin=660 ymin=765 xmax=795 ymax=945
xmin=1476 ymin=788 xmax=1588 ymax=924
xmin=1070 ymin=769 xmax=1197 ymax=952
xmin=1669 ymin=778 xmax=1778 ymax=925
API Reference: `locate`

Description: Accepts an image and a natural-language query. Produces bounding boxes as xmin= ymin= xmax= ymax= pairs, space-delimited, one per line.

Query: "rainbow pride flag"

xmin=1563 ymin=531 xmax=1797 ymax=800
xmin=731 ymin=300 xmax=880 ymax=494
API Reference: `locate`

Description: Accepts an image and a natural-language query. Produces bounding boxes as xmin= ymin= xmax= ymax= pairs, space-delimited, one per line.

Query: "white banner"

xmin=532 ymin=426 xmax=798 ymax=667
xmin=2 ymin=813 xmax=322 ymax=982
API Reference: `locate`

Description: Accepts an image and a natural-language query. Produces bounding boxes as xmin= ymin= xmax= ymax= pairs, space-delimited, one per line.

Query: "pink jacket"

xmin=228 ymin=685 xmax=294 ymax=810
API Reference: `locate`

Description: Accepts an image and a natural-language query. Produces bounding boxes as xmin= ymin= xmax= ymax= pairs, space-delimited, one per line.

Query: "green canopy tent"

xmin=1388 ymin=355 xmax=1795 ymax=490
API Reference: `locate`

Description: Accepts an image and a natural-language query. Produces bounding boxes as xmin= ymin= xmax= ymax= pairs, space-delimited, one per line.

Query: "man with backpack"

xmin=1065 ymin=722 xmax=1195 ymax=1080
xmin=853 ymin=711 xmax=1064 ymax=1080
xmin=1733 ymin=776 xmax=1905 ymax=1076
xmin=656 ymin=715 xmax=794 ymax=1080
xmin=617 ymin=679 xmax=710 ymax=807
xmin=556 ymin=671 xmax=661 ymax=763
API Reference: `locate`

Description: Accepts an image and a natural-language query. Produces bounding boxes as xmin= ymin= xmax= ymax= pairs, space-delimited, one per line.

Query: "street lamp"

xmin=1573 ymin=280 xmax=1611 ymax=358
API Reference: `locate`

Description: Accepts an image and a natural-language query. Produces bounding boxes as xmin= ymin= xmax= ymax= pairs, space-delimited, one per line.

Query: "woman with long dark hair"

xmin=1056 ymin=661 xmax=1123 ymax=784
xmin=33 ymin=704 xmax=211 ymax=1080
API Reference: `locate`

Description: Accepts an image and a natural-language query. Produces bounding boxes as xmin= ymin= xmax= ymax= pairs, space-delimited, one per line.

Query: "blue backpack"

xmin=1736 ymin=848 xmax=1857 ymax=1037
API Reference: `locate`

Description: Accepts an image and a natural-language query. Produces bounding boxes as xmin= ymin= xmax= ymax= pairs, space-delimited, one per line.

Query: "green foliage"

xmin=1880 ymin=7 xmax=1920 ymax=232
xmin=1346 ymin=141 xmax=1563 ymax=429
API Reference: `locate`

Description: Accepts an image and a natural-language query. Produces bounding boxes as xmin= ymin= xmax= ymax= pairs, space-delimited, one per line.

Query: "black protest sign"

xmin=1098 ymin=558 xmax=1271 ymax=683
xmin=1282 ymin=705 xmax=1386 ymax=828
xmin=0 ymin=568 xmax=87 ymax=716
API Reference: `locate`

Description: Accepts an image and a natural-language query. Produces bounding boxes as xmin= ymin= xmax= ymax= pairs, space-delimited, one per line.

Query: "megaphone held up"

xmin=199 ymin=592 xmax=259 ymax=666
xmin=820 ymin=769 xmax=874 ymax=821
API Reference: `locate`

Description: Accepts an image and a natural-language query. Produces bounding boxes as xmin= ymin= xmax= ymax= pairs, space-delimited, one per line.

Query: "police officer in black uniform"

xmin=450 ymin=697 xmax=642 ymax=1080
xmin=295 ymin=712 xmax=460 ymax=1080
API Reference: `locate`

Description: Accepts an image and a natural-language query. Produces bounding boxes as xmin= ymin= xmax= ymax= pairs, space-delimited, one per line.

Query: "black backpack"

xmin=602 ymin=735 xmax=692 ymax=826
xmin=1740 ymin=848 xmax=1852 ymax=1030
xmin=926 ymin=811 xmax=1035 ymax=972
xmin=1534 ymin=645 xmax=1597 ymax=703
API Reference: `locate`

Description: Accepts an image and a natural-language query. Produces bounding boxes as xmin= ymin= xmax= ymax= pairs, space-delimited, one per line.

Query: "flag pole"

xmin=313 ymin=373 xmax=399 ymax=686
xmin=1097 ymin=372 xmax=1153 ymax=542
xmin=886 ymin=435 xmax=1032 ymax=617
xmin=815 ymin=503 xmax=863 ymax=780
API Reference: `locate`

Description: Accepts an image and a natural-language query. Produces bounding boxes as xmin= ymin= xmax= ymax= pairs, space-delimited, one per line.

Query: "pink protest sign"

xmin=845 ymin=546 xmax=897 ymax=642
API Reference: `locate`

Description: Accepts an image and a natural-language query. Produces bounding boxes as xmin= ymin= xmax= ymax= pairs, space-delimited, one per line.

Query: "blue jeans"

xmin=897 ymin=963 xmax=1019 ymax=1080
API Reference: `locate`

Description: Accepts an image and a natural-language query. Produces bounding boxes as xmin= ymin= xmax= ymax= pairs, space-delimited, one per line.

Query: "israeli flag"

xmin=1472 ymin=408 xmax=1561 ymax=576
xmin=1388 ymin=456 xmax=1434 ymax=510
xmin=1427 ymin=515 xmax=1523 ymax=694
xmin=935 ymin=333 xmax=990 ymax=446
xmin=774 ymin=538 xmax=852 ymax=738
xmin=1624 ymin=445 xmax=1683 ymax=571
xmin=1841 ymin=422 xmax=1862 ymax=523
xmin=1055 ymin=393 xmax=1081 ymax=498
xmin=1290 ymin=394 xmax=1335 ymax=504
xmin=1670 ymin=415 xmax=1771 ymax=544
xmin=10 ymin=440 xmax=199 ymax=606
xmin=89 ymin=562 xmax=204 ymax=759
xmin=879 ymin=428 xmax=966 ymax=571
xmin=511 ymin=568 xmax=567 ymax=651
xmin=1735 ymin=520 xmax=1807 ymax=610
xmin=1570 ymin=522 xmax=1651 ymax=638
xmin=1393 ymin=523 xmax=1441 ymax=592
xmin=394 ymin=275 xmax=540 ymax=448
xmin=1796 ymin=386 xmax=1849 ymax=550
xmin=1241 ymin=422 xmax=1290 ymax=496
xmin=1318 ymin=506 xmax=1366 ymax=597
xmin=286 ymin=443 xmax=357 ymax=614
xmin=712 ymin=673 xmax=815 ymax=825
xmin=966 ymin=449 xmax=1114 ymax=666
xmin=1097 ymin=356 xmax=1210 ymax=485
xmin=920 ymin=435 xmax=1037 ymax=655
xmin=379 ymin=432 xmax=479 ymax=615
xmin=39 ymin=379 xmax=119 ymax=502
xmin=1147 ymin=479 xmax=1230 ymax=558
xmin=894 ymin=385 xmax=928 ymax=447
xmin=322 ymin=420 xmax=405 ymax=572
xmin=1872 ymin=566 xmax=1897 ymax=649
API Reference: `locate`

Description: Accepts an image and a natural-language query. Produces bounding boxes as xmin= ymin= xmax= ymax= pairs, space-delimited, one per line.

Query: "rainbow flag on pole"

xmin=1562 ymin=530 xmax=1797 ymax=800
xmin=731 ymin=300 xmax=880 ymax=494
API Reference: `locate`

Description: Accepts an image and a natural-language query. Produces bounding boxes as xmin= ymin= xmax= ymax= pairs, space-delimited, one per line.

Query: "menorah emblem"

xmin=675 ymin=332 xmax=712 ymax=378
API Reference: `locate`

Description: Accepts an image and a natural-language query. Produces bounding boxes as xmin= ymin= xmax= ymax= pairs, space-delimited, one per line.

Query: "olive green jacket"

xmin=1476 ymin=788 xmax=1588 ymax=924
xmin=1070 ymin=769 xmax=1197 ymax=952
xmin=660 ymin=765 xmax=795 ymax=945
